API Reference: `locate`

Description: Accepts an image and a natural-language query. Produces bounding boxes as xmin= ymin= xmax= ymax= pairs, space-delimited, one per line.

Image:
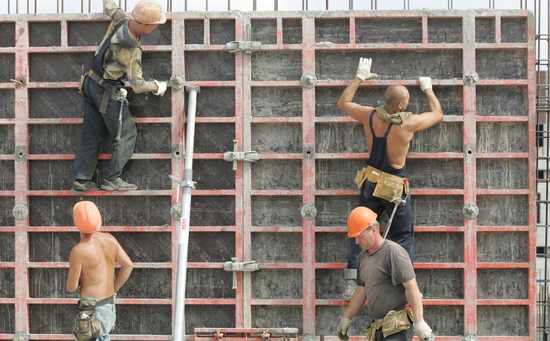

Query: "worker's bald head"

xmin=385 ymin=85 xmax=409 ymax=106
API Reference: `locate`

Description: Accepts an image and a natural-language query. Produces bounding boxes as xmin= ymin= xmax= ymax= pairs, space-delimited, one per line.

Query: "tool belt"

xmin=73 ymin=295 xmax=114 ymax=341
xmin=354 ymin=166 xmax=409 ymax=203
xmin=366 ymin=305 xmax=413 ymax=341
xmin=80 ymin=70 xmax=121 ymax=114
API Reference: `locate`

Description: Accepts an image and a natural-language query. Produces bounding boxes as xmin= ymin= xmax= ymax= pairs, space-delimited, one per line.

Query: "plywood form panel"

xmin=28 ymin=196 xmax=172 ymax=226
xmin=0 ymin=197 xmax=15 ymax=226
xmin=0 ymin=90 xmax=16 ymax=118
xmin=0 ymin=305 xmax=15 ymax=334
xmin=0 ymin=126 xmax=15 ymax=154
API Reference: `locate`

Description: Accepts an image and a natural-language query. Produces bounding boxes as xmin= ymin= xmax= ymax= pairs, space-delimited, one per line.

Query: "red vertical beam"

xmin=526 ymin=9 xmax=537 ymax=340
xmin=170 ymin=12 xmax=186 ymax=331
xmin=234 ymin=13 xmax=246 ymax=329
xmin=301 ymin=15 xmax=316 ymax=336
xmin=462 ymin=11 xmax=478 ymax=335
xmin=13 ymin=18 xmax=29 ymax=334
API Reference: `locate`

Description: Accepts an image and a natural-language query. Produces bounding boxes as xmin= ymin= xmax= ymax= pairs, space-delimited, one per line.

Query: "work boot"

xmin=343 ymin=268 xmax=357 ymax=298
xmin=71 ymin=180 xmax=100 ymax=194
xmin=101 ymin=177 xmax=137 ymax=191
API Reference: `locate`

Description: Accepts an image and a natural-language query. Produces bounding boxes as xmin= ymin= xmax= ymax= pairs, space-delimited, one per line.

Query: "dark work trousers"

xmin=71 ymin=76 xmax=137 ymax=182
xmin=348 ymin=180 xmax=414 ymax=268
xmin=374 ymin=324 xmax=414 ymax=341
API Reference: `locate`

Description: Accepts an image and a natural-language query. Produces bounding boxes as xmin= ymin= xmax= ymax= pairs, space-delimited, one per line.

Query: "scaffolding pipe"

xmin=172 ymin=86 xmax=201 ymax=341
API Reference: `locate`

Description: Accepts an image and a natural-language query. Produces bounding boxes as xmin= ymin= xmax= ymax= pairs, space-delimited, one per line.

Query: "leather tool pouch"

xmin=73 ymin=299 xmax=100 ymax=341
xmin=354 ymin=167 xmax=369 ymax=189
xmin=373 ymin=178 xmax=404 ymax=202
xmin=382 ymin=308 xmax=411 ymax=338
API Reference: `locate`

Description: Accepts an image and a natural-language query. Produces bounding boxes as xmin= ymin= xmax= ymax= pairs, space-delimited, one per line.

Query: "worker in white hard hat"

xmin=67 ymin=201 xmax=134 ymax=341
xmin=71 ymin=0 xmax=168 ymax=194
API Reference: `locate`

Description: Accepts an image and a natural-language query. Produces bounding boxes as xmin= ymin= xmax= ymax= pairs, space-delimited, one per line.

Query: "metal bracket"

xmin=225 ymin=24 xmax=262 ymax=54
xmin=169 ymin=74 xmax=186 ymax=90
xmin=463 ymin=203 xmax=479 ymax=220
xmin=12 ymin=204 xmax=28 ymax=220
xmin=169 ymin=174 xmax=197 ymax=207
xmin=224 ymin=140 xmax=259 ymax=171
xmin=463 ymin=71 xmax=479 ymax=86
xmin=226 ymin=40 xmax=262 ymax=54
xmin=301 ymin=72 xmax=317 ymax=89
xmin=301 ymin=203 xmax=317 ymax=220
xmin=224 ymin=257 xmax=260 ymax=289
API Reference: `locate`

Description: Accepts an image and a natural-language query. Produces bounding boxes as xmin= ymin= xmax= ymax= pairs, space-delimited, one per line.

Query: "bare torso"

xmin=69 ymin=232 xmax=117 ymax=299
xmin=364 ymin=112 xmax=415 ymax=170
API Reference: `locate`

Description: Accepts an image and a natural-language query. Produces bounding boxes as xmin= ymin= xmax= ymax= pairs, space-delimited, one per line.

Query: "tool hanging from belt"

xmin=115 ymin=91 xmax=129 ymax=141
xmin=383 ymin=178 xmax=409 ymax=240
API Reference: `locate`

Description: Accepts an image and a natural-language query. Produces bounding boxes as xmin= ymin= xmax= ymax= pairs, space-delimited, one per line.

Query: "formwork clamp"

xmin=224 ymin=257 xmax=260 ymax=289
xmin=224 ymin=140 xmax=259 ymax=170
xmin=225 ymin=23 xmax=262 ymax=54
xmin=225 ymin=40 xmax=262 ymax=54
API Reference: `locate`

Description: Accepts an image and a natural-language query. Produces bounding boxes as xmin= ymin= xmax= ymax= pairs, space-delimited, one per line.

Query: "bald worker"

xmin=337 ymin=57 xmax=443 ymax=292
xmin=67 ymin=201 xmax=134 ymax=340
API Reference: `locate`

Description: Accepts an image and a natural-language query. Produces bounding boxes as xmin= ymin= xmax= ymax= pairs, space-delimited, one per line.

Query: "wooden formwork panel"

xmin=0 ymin=8 xmax=536 ymax=341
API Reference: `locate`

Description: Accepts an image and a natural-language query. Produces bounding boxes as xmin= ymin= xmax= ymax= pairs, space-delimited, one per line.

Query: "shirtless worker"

xmin=67 ymin=201 xmax=134 ymax=340
xmin=337 ymin=57 xmax=443 ymax=290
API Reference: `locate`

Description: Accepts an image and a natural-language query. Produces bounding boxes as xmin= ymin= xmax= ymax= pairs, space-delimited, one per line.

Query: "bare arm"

xmin=343 ymin=285 xmax=367 ymax=320
xmin=66 ymin=249 xmax=82 ymax=292
xmin=403 ymin=278 xmax=424 ymax=323
xmin=113 ymin=243 xmax=134 ymax=293
xmin=406 ymin=79 xmax=444 ymax=132
xmin=337 ymin=77 xmax=374 ymax=124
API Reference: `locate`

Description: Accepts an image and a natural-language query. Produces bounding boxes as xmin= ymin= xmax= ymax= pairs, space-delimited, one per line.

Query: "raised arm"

xmin=405 ymin=77 xmax=444 ymax=132
xmin=337 ymin=58 xmax=377 ymax=123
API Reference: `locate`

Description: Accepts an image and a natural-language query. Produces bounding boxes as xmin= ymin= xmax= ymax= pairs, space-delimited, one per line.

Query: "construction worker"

xmin=67 ymin=201 xmax=134 ymax=341
xmin=337 ymin=206 xmax=433 ymax=341
xmin=71 ymin=0 xmax=168 ymax=194
xmin=337 ymin=57 xmax=443 ymax=287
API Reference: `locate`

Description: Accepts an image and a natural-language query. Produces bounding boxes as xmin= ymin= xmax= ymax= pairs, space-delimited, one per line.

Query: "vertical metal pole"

xmin=172 ymin=86 xmax=201 ymax=341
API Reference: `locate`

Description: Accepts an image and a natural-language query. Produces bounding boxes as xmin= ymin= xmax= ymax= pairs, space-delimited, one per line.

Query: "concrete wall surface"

xmin=0 ymin=8 xmax=537 ymax=341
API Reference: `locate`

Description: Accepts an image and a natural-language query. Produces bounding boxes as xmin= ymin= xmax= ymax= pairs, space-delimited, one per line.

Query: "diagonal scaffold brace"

xmin=170 ymin=86 xmax=201 ymax=341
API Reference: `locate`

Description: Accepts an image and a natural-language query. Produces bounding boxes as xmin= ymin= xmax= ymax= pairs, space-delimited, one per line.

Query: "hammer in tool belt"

xmin=115 ymin=89 xmax=129 ymax=142
xmin=382 ymin=178 xmax=409 ymax=240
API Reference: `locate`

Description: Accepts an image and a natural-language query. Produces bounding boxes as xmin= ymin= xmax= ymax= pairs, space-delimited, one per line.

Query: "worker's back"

xmin=72 ymin=232 xmax=117 ymax=300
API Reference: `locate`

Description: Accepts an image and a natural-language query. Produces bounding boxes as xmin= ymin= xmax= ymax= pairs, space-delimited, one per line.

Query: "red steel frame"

xmin=0 ymin=8 xmax=537 ymax=341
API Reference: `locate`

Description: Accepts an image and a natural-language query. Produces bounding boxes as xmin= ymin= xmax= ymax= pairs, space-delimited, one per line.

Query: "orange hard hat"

xmin=347 ymin=206 xmax=377 ymax=237
xmin=73 ymin=201 xmax=102 ymax=233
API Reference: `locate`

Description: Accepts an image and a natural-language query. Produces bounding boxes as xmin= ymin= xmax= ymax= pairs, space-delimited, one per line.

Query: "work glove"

xmin=356 ymin=57 xmax=378 ymax=81
xmin=414 ymin=320 xmax=433 ymax=341
xmin=119 ymin=88 xmax=127 ymax=99
xmin=337 ymin=317 xmax=351 ymax=341
xmin=419 ymin=77 xmax=432 ymax=92
xmin=153 ymin=80 xmax=168 ymax=96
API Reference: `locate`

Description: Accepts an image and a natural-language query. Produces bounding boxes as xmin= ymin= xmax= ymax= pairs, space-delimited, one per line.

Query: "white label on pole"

xmin=181 ymin=218 xmax=189 ymax=232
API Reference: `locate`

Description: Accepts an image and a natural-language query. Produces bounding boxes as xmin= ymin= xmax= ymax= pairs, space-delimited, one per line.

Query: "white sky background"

xmin=0 ymin=0 xmax=548 ymax=63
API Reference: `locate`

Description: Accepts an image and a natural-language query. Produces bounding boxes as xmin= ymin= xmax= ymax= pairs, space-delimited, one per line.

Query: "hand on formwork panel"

xmin=419 ymin=77 xmax=433 ymax=92
xmin=356 ymin=57 xmax=378 ymax=81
